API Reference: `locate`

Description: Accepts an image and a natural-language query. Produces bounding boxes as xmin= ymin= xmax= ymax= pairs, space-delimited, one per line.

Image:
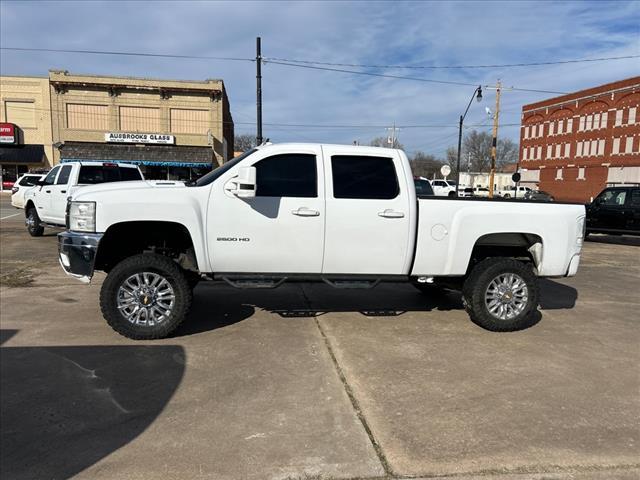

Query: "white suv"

xmin=11 ymin=173 xmax=46 ymax=209
xmin=430 ymin=179 xmax=457 ymax=197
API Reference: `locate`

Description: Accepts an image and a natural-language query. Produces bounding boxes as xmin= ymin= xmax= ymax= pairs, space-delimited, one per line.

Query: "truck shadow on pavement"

xmin=586 ymin=234 xmax=640 ymax=246
xmin=0 ymin=331 xmax=185 ymax=480
xmin=176 ymin=280 xmax=577 ymax=337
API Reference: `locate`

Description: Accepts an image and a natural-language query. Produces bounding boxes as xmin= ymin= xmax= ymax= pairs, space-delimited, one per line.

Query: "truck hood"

xmin=71 ymin=180 xmax=186 ymax=200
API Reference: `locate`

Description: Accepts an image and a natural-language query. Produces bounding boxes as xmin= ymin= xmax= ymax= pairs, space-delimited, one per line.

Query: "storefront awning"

xmin=0 ymin=145 xmax=45 ymax=164
xmin=61 ymin=158 xmax=211 ymax=168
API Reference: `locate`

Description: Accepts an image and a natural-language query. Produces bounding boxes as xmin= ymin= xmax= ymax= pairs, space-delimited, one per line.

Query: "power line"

xmin=0 ymin=47 xmax=253 ymax=62
xmin=265 ymin=60 xmax=567 ymax=95
xmin=263 ymin=54 xmax=640 ymax=70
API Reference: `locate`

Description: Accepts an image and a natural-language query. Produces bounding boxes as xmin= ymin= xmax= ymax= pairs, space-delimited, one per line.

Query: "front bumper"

xmin=58 ymin=231 xmax=103 ymax=283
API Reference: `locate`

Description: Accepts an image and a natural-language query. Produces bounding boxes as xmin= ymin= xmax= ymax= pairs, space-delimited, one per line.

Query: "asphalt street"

xmin=1 ymin=193 xmax=639 ymax=480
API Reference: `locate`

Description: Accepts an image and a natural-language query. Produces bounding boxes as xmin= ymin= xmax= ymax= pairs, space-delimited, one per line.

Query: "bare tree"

xmin=446 ymin=146 xmax=458 ymax=175
xmin=447 ymin=130 xmax=520 ymax=173
xmin=410 ymin=151 xmax=444 ymax=178
xmin=234 ymin=134 xmax=256 ymax=152
xmin=369 ymin=136 xmax=404 ymax=150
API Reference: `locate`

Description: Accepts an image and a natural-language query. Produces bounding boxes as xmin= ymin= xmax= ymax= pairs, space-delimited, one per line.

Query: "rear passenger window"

xmin=255 ymin=154 xmax=317 ymax=197
xmin=630 ymin=189 xmax=640 ymax=207
xmin=331 ymin=155 xmax=399 ymax=199
xmin=56 ymin=165 xmax=72 ymax=185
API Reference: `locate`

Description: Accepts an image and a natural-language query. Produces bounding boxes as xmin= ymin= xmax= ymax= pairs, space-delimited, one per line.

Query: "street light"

xmin=455 ymin=85 xmax=482 ymax=195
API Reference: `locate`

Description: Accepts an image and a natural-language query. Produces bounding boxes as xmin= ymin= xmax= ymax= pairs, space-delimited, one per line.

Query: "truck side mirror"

xmin=228 ymin=166 xmax=257 ymax=198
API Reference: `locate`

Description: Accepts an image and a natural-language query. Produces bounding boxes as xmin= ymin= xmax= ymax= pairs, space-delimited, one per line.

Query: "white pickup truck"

xmin=24 ymin=161 xmax=143 ymax=236
xmin=58 ymin=143 xmax=585 ymax=339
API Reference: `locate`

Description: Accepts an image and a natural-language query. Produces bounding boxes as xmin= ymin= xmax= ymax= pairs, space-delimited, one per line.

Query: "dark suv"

xmin=586 ymin=186 xmax=640 ymax=236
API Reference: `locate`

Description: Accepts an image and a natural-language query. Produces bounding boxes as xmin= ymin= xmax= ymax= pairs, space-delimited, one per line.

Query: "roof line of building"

xmin=522 ymin=76 xmax=640 ymax=114
xmin=49 ymin=70 xmax=224 ymax=87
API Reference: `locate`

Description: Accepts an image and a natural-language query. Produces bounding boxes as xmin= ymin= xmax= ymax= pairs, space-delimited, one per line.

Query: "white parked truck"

xmin=24 ymin=161 xmax=143 ymax=236
xmin=58 ymin=143 xmax=586 ymax=339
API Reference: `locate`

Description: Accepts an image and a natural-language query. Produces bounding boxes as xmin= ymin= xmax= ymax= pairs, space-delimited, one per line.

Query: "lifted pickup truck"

xmin=58 ymin=143 xmax=586 ymax=339
xmin=24 ymin=161 xmax=143 ymax=236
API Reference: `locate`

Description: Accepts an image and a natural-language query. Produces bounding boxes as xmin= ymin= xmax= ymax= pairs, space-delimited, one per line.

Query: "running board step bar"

xmin=221 ymin=276 xmax=287 ymax=289
xmin=322 ymin=278 xmax=380 ymax=289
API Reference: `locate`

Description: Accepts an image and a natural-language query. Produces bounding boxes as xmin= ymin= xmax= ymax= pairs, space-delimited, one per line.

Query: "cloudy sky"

xmin=1 ymin=0 xmax=638 ymax=157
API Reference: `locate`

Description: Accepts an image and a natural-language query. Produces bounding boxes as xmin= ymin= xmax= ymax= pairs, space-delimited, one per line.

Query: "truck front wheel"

xmin=26 ymin=207 xmax=44 ymax=237
xmin=100 ymin=254 xmax=192 ymax=340
xmin=462 ymin=257 xmax=540 ymax=332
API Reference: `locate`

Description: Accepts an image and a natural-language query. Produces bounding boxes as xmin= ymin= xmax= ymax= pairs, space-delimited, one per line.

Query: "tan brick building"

xmin=0 ymin=70 xmax=234 ymax=189
xmin=518 ymin=77 xmax=640 ymax=202
xmin=49 ymin=70 xmax=233 ymax=180
xmin=0 ymin=75 xmax=54 ymax=189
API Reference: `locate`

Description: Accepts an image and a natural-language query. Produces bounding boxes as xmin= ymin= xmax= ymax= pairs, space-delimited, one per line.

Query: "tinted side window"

xmin=255 ymin=154 xmax=317 ymax=197
xmin=601 ymin=190 xmax=626 ymax=206
xmin=631 ymin=189 xmax=640 ymax=207
xmin=19 ymin=176 xmax=40 ymax=186
xmin=120 ymin=167 xmax=142 ymax=181
xmin=332 ymin=155 xmax=399 ymax=200
xmin=56 ymin=165 xmax=72 ymax=185
xmin=42 ymin=166 xmax=60 ymax=186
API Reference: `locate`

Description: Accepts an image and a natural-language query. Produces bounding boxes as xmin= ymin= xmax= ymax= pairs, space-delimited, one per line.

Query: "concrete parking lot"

xmin=1 ymin=193 xmax=639 ymax=480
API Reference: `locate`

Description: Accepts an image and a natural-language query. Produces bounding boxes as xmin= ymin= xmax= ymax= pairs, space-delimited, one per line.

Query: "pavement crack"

xmin=309 ymin=299 xmax=394 ymax=478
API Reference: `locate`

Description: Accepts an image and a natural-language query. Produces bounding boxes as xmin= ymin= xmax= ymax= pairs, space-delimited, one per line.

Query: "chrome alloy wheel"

xmin=25 ymin=213 xmax=35 ymax=228
xmin=484 ymin=273 xmax=529 ymax=321
xmin=117 ymin=272 xmax=175 ymax=326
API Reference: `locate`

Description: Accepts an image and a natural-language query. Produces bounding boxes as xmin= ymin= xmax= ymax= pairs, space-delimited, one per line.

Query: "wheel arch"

xmin=466 ymin=232 xmax=543 ymax=273
xmin=95 ymin=220 xmax=201 ymax=273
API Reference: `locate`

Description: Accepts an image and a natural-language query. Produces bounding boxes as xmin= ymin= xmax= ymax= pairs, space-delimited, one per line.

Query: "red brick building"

xmin=518 ymin=76 xmax=640 ymax=202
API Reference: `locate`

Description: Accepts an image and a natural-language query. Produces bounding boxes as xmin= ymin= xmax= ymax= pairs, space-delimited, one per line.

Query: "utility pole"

xmin=386 ymin=122 xmax=400 ymax=148
xmin=488 ymin=80 xmax=501 ymax=198
xmin=256 ymin=37 xmax=263 ymax=145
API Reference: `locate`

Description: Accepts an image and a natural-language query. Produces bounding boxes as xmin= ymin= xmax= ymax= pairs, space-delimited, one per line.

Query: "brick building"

xmin=518 ymin=76 xmax=640 ymax=202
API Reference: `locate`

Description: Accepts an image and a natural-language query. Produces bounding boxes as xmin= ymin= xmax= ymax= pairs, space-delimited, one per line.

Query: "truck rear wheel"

xmin=462 ymin=257 xmax=540 ymax=332
xmin=100 ymin=253 xmax=192 ymax=340
xmin=26 ymin=207 xmax=44 ymax=237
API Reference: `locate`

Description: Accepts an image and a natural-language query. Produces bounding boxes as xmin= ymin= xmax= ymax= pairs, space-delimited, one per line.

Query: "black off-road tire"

xmin=448 ymin=191 xmax=457 ymax=197
xmin=26 ymin=207 xmax=44 ymax=237
xmin=503 ymin=193 xmax=511 ymax=199
xmin=100 ymin=254 xmax=192 ymax=340
xmin=462 ymin=257 xmax=540 ymax=332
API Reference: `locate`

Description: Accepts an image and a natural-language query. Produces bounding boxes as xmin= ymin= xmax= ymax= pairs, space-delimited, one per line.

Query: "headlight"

xmin=69 ymin=201 xmax=96 ymax=232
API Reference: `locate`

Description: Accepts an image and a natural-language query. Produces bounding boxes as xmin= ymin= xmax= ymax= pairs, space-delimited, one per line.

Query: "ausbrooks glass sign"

xmin=105 ymin=132 xmax=175 ymax=144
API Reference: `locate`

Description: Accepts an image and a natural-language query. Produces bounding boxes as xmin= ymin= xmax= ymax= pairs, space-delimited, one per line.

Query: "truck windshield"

xmin=194 ymin=148 xmax=257 ymax=187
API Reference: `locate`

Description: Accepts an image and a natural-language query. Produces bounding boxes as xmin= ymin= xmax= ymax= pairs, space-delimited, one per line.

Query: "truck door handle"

xmin=45 ymin=190 xmax=51 ymax=193
xmin=61 ymin=190 xmax=66 ymax=193
xmin=378 ymin=209 xmax=404 ymax=218
xmin=292 ymin=207 xmax=320 ymax=217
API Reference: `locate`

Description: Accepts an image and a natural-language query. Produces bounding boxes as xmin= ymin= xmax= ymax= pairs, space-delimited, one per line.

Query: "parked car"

xmin=414 ymin=177 xmax=434 ymax=196
xmin=58 ymin=143 xmax=585 ymax=339
xmin=471 ymin=187 xmax=491 ymax=198
xmin=586 ymin=186 xmax=640 ymax=236
xmin=498 ymin=185 xmax=532 ymax=198
xmin=524 ymin=190 xmax=555 ymax=202
xmin=10 ymin=173 xmax=46 ymax=209
xmin=458 ymin=186 xmax=475 ymax=197
xmin=24 ymin=161 xmax=144 ymax=236
xmin=430 ymin=179 xmax=457 ymax=197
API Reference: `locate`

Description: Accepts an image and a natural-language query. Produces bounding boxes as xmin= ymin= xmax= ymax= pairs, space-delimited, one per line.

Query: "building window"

xmin=591 ymin=139 xmax=598 ymax=155
xmin=536 ymin=146 xmax=542 ymax=160
xmin=567 ymin=118 xmax=573 ymax=133
xmin=170 ymin=108 xmax=209 ymax=134
xmin=584 ymin=141 xmax=591 ymax=156
xmin=601 ymin=112 xmax=608 ymax=129
xmin=586 ymin=114 xmax=593 ymax=130
xmin=558 ymin=119 xmax=563 ymax=135
xmin=613 ymin=137 xmax=621 ymax=154
xmin=538 ymin=124 xmax=543 ymax=137
xmin=523 ymin=148 xmax=528 ymax=161
xmin=615 ymin=109 xmax=623 ymax=127
xmin=524 ymin=126 xmax=529 ymax=139
xmin=579 ymin=116 xmax=585 ymax=131
xmin=577 ymin=167 xmax=586 ymax=180
xmin=119 ymin=106 xmax=161 ymax=132
xmin=576 ymin=141 xmax=583 ymax=157
xmin=593 ymin=113 xmax=601 ymax=130
xmin=5 ymin=100 xmax=36 ymax=128
xmin=555 ymin=144 xmax=561 ymax=158
xmin=626 ymin=136 xmax=634 ymax=154
xmin=546 ymin=145 xmax=552 ymax=159
xmin=598 ymin=139 xmax=605 ymax=156
xmin=555 ymin=168 xmax=563 ymax=180
xmin=564 ymin=143 xmax=571 ymax=158
xmin=629 ymin=107 xmax=637 ymax=125
xmin=66 ymin=103 xmax=109 ymax=130
xmin=549 ymin=122 xmax=555 ymax=136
